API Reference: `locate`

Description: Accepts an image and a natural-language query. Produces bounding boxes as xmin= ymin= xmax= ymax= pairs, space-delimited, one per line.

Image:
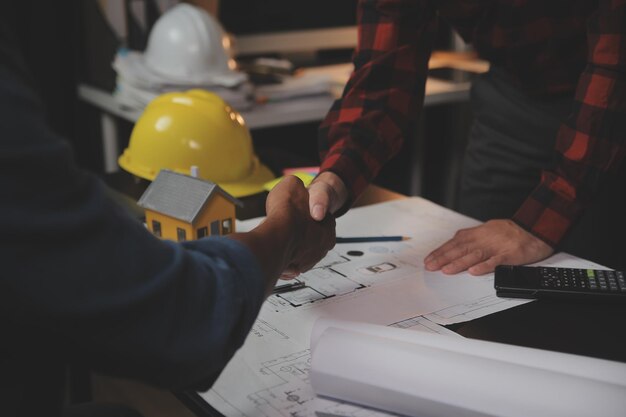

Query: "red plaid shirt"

xmin=318 ymin=0 xmax=626 ymax=248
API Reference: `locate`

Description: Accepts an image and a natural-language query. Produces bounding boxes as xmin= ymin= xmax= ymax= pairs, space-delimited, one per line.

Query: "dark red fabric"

xmin=319 ymin=0 xmax=626 ymax=246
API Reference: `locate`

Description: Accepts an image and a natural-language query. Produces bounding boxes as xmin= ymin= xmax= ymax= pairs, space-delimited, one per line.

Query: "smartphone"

xmin=494 ymin=265 xmax=626 ymax=302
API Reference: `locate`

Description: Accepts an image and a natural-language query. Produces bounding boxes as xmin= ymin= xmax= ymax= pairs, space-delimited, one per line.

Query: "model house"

xmin=138 ymin=169 xmax=243 ymax=242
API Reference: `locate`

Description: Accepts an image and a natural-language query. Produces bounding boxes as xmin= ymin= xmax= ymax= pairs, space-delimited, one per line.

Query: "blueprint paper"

xmin=201 ymin=198 xmax=604 ymax=416
xmin=309 ymin=320 xmax=626 ymax=417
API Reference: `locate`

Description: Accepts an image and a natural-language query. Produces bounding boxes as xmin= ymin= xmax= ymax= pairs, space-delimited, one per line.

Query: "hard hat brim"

xmin=217 ymin=156 xmax=275 ymax=198
xmin=119 ymin=151 xmax=275 ymax=198
xmin=122 ymin=51 xmax=246 ymax=88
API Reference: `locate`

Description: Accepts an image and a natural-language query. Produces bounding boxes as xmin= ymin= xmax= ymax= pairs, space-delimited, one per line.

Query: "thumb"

xmin=308 ymin=181 xmax=332 ymax=221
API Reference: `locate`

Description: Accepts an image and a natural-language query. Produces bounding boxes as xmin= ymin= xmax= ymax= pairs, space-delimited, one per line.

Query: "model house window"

xmin=197 ymin=226 xmax=208 ymax=238
xmin=210 ymin=220 xmax=220 ymax=236
xmin=177 ymin=227 xmax=187 ymax=242
xmin=222 ymin=218 xmax=233 ymax=235
xmin=152 ymin=220 xmax=162 ymax=237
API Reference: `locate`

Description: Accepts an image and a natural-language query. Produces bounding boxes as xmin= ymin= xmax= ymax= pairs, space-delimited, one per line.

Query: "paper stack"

xmin=112 ymin=48 xmax=254 ymax=111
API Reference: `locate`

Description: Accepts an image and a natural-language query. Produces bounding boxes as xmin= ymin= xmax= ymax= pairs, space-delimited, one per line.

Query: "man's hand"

xmin=307 ymin=171 xmax=348 ymax=221
xmin=424 ymin=219 xmax=554 ymax=275
xmin=266 ymin=176 xmax=336 ymax=276
xmin=228 ymin=176 xmax=336 ymax=296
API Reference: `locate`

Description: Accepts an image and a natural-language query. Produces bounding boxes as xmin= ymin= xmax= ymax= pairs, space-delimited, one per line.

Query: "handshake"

xmin=228 ymin=174 xmax=344 ymax=296
xmin=253 ymin=170 xmax=553 ymax=285
xmin=234 ymin=170 xmax=552 ymax=296
xmin=265 ymin=175 xmax=339 ymax=279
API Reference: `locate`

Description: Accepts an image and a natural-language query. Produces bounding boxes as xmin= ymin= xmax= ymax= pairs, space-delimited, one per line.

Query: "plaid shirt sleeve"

xmin=318 ymin=0 xmax=438 ymax=213
xmin=513 ymin=0 xmax=626 ymax=248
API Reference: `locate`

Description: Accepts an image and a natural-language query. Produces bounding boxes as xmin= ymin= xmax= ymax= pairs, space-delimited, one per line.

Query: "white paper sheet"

xmin=310 ymin=319 xmax=626 ymax=417
xmin=201 ymin=198 xmax=606 ymax=416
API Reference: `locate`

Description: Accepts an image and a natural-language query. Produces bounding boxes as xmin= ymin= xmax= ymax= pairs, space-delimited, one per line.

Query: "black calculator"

xmin=494 ymin=265 xmax=626 ymax=301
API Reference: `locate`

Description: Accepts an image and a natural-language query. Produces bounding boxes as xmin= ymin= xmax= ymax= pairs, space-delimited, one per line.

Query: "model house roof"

xmin=137 ymin=170 xmax=243 ymax=223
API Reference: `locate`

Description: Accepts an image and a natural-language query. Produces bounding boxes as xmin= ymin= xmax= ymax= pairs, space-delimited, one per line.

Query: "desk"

xmin=78 ymin=52 xmax=488 ymax=174
xmin=90 ymin=186 xmax=626 ymax=417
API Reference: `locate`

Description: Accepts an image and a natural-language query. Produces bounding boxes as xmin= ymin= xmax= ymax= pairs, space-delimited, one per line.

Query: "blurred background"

xmin=22 ymin=0 xmax=483 ymax=211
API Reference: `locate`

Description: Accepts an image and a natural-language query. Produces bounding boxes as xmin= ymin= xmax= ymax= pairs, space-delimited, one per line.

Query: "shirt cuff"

xmin=319 ymin=151 xmax=372 ymax=217
xmin=512 ymin=183 xmax=584 ymax=248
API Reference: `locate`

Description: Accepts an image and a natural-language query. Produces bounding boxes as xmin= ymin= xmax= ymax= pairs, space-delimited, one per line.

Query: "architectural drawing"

xmin=202 ymin=199 xmax=590 ymax=417
xmin=247 ymin=350 xmax=314 ymax=417
xmin=265 ymin=250 xmax=413 ymax=312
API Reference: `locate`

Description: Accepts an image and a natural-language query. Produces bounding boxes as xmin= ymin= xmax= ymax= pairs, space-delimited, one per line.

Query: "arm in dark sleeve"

xmin=513 ymin=0 xmax=626 ymax=247
xmin=0 ymin=61 xmax=265 ymax=390
xmin=318 ymin=0 xmax=438 ymax=212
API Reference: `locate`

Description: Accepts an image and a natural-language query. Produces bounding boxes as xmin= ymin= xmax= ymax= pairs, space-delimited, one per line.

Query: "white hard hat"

xmin=144 ymin=3 xmax=244 ymax=87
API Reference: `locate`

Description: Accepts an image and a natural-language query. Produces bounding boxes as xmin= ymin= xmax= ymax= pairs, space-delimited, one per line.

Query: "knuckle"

xmin=471 ymin=248 xmax=485 ymax=260
xmin=431 ymin=253 xmax=446 ymax=265
xmin=283 ymin=175 xmax=298 ymax=188
xmin=313 ymin=192 xmax=328 ymax=205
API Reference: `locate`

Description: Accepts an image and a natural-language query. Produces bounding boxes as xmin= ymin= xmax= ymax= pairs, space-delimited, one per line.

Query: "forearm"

xmin=513 ymin=0 xmax=626 ymax=247
xmin=227 ymin=215 xmax=297 ymax=296
xmin=318 ymin=0 xmax=437 ymax=204
xmin=1 ymin=63 xmax=268 ymax=390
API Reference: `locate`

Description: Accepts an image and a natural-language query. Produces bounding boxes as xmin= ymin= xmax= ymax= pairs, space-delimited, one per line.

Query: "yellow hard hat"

xmin=119 ymin=90 xmax=274 ymax=197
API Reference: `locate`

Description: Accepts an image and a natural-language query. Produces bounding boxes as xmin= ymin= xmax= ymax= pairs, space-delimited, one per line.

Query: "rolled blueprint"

xmin=310 ymin=319 xmax=626 ymax=417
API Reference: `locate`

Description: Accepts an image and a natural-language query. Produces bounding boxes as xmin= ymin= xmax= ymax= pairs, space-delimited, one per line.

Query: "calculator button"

xmin=604 ymin=271 xmax=617 ymax=291
xmin=617 ymin=272 xmax=625 ymax=283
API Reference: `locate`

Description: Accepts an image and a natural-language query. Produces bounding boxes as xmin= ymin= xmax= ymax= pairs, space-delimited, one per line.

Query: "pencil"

xmin=335 ymin=236 xmax=410 ymax=243
xmin=272 ymin=281 xmax=306 ymax=294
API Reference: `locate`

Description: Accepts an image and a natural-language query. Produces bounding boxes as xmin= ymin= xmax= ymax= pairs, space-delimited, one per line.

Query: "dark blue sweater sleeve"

xmin=0 ymin=63 xmax=266 ymax=389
